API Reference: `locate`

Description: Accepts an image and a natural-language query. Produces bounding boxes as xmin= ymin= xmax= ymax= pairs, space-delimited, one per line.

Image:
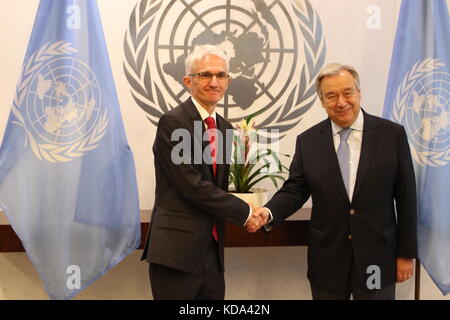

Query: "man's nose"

xmin=337 ymin=94 xmax=347 ymax=106
xmin=209 ymin=75 xmax=220 ymax=86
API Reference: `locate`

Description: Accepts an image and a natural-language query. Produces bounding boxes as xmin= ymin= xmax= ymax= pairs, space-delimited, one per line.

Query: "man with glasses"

xmin=141 ymin=44 xmax=263 ymax=300
xmin=251 ymin=63 xmax=417 ymax=299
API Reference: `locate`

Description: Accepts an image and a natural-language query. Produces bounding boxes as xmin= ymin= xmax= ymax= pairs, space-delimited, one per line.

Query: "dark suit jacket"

xmin=266 ymin=110 xmax=417 ymax=291
xmin=141 ymin=98 xmax=249 ymax=273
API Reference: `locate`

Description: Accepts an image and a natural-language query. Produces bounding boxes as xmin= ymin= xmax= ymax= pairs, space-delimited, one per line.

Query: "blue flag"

xmin=0 ymin=0 xmax=141 ymax=299
xmin=383 ymin=0 xmax=450 ymax=295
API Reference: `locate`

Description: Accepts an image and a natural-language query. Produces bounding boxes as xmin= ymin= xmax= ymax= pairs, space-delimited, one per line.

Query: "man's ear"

xmin=320 ymin=98 xmax=326 ymax=108
xmin=183 ymin=76 xmax=192 ymax=90
xmin=183 ymin=76 xmax=192 ymax=89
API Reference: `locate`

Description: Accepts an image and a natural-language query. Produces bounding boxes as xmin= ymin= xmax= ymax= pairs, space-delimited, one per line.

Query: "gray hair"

xmin=315 ymin=63 xmax=360 ymax=99
xmin=185 ymin=44 xmax=229 ymax=75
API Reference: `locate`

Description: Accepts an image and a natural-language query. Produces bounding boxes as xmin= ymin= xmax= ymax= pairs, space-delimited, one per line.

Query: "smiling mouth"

xmin=336 ymin=106 xmax=351 ymax=114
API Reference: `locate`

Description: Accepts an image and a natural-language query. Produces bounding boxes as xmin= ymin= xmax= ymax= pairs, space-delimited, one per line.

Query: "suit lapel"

xmin=182 ymin=98 xmax=204 ymax=135
xmin=182 ymin=99 xmax=219 ymax=183
xmin=352 ymin=112 xmax=380 ymax=202
xmin=319 ymin=120 xmax=350 ymax=203
xmin=215 ymin=114 xmax=228 ymax=187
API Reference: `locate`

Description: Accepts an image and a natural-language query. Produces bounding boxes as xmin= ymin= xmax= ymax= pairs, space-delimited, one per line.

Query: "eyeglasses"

xmin=188 ymin=71 xmax=230 ymax=82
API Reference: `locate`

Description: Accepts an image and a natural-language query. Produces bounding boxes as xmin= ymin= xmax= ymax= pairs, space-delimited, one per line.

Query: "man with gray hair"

xmin=251 ymin=63 xmax=417 ymax=299
xmin=141 ymin=44 xmax=263 ymax=299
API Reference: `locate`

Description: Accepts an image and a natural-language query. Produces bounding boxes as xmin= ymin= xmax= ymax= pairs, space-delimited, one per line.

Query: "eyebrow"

xmin=325 ymin=87 xmax=356 ymax=94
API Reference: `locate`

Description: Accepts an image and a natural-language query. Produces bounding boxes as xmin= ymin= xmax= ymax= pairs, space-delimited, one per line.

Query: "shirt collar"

xmin=191 ymin=97 xmax=216 ymax=122
xmin=331 ymin=109 xmax=364 ymax=135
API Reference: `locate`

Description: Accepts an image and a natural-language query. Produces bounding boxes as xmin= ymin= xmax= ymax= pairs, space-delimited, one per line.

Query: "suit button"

xmin=348 ymin=234 xmax=352 ymax=240
xmin=350 ymin=209 xmax=356 ymax=215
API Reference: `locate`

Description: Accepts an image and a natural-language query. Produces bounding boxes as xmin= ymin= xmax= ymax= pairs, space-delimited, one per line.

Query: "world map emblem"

xmin=392 ymin=59 xmax=450 ymax=167
xmin=124 ymin=0 xmax=326 ymax=136
xmin=12 ymin=41 xmax=109 ymax=163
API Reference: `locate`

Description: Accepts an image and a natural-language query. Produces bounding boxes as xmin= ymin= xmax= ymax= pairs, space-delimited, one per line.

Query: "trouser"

xmin=149 ymin=240 xmax=225 ymax=300
xmin=310 ymin=255 xmax=396 ymax=300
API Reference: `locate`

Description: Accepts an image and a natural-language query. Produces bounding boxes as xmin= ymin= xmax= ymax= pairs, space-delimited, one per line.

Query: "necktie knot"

xmin=339 ymin=127 xmax=352 ymax=141
xmin=204 ymin=116 xmax=216 ymax=129
xmin=204 ymin=116 xmax=217 ymax=178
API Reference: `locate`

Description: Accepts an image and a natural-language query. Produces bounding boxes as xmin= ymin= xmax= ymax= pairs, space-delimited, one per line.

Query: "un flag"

xmin=0 ymin=0 xmax=141 ymax=299
xmin=383 ymin=0 xmax=450 ymax=295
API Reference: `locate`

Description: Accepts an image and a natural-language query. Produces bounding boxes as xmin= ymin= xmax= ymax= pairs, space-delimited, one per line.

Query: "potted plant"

xmin=229 ymin=113 xmax=289 ymax=207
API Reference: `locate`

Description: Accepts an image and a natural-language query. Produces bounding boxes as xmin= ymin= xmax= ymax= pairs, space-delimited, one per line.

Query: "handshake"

xmin=244 ymin=205 xmax=270 ymax=233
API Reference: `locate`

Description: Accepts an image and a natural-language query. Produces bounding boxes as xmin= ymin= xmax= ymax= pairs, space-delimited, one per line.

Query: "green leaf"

xmin=245 ymin=109 xmax=265 ymax=124
xmin=245 ymin=163 xmax=270 ymax=184
xmin=247 ymin=174 xmax=285 ymax=190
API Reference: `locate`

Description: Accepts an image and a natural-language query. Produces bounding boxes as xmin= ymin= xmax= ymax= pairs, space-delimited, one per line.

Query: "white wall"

xmin=0 ymin=0 xmax=448 ymax=300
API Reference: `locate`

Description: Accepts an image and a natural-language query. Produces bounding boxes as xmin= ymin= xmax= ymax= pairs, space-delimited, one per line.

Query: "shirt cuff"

xmin=264 ymin=207 xmax=274 ymax=223
xmin=243 ymin=206 xmax=273 ymax=226
xmin=244 ymin=204 xmax=252 ymax=226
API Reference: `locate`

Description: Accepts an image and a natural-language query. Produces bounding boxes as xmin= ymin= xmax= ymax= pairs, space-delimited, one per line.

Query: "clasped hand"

xmin=244 ymin=205 xmax=270 ymax=233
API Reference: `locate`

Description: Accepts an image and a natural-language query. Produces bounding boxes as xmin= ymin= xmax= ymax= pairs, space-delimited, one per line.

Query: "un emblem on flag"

xmin=12 ymin=41 xmax=109 ymax=163
xmin=393 ymin=59 xmax=450 ymax=167
xmin=124 ymin=0 xmax=326 ymax=134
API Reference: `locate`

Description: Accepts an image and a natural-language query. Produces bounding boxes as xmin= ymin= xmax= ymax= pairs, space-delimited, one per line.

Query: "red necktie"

xmin=204 ymin=117 xmax=217 ymax=176
xmin=204 ymin=116 xmax=218 ymax=241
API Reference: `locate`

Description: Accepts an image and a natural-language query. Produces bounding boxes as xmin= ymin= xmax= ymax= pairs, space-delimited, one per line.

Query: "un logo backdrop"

xmin=12 ymin=41 xmax=108 ymax=162
xmin=124 ymin=0 xmax=326 ymax=136
xmin=392 ymin=59 xmax=450 ymax=167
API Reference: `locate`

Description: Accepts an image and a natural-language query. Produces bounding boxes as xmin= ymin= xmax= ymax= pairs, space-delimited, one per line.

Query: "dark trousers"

xmin=310 ymin=256 xmax=396 ymax=300
xmin=149 ymin=240 xmax=225 ymax=300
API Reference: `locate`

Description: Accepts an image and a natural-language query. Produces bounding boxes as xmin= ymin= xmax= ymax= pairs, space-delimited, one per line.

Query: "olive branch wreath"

xmin=11 ymin=41 xmax=109 ymax=163
xmin=392 ymin=58 xmax=450 ymax=167
xmin=123 ymin=0 xmax=326 ymax=134
xmin=257 ymin=0 xmax=326 ymax=137
xmin=123 ymin=0 xmax=164 ymax=127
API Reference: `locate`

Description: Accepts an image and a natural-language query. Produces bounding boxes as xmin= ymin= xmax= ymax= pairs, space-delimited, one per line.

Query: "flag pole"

xmin=415 ymin=259 xmax=421 ymax=300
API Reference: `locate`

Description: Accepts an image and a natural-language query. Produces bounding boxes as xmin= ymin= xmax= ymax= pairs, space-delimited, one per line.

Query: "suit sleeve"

xmin=394 ymin=126 xmax=418 ymax=258
xmin=265 ymin=135 xmax=311 ymax=227
xmin=153 ymin=114 xmax=249 ymax=227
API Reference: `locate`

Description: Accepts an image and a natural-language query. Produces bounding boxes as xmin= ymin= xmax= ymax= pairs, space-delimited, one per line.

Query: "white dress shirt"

xmin=191 ymin=97 xmax=217 ymax=127
xmin=331 ymin=110 xmax=364 ymax=201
